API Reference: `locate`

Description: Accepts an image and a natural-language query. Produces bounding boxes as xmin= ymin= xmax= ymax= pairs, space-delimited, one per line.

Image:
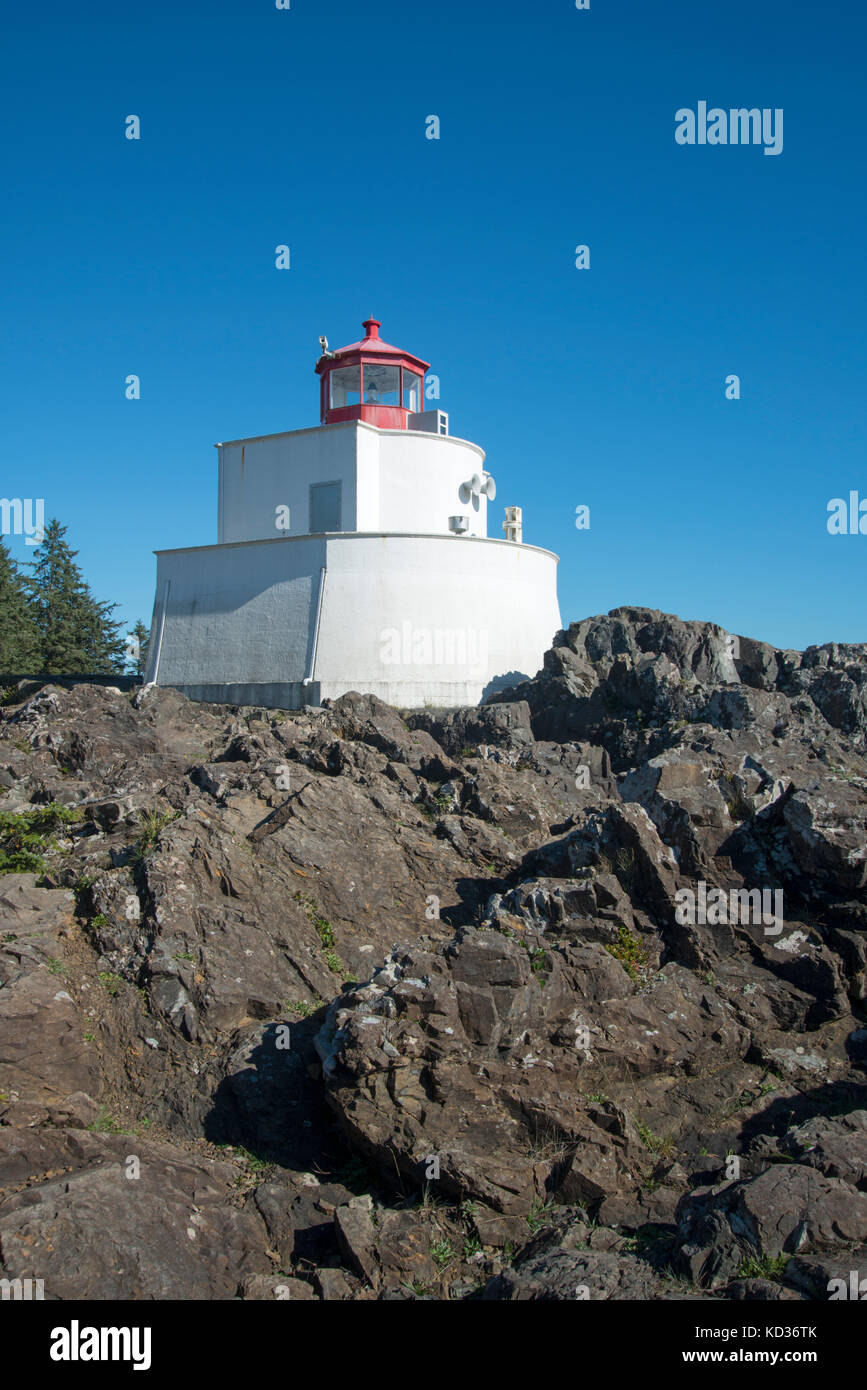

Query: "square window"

xmin=310 ymin=481 xmax=342 ymax=532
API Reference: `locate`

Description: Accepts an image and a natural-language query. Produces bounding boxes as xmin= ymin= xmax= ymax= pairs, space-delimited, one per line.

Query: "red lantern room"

xmin=315 ymin=318 xmax=430 ymax=430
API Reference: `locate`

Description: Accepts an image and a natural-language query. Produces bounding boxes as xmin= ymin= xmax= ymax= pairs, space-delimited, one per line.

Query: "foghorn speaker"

xmin=481 ymin=474 xmax=496 ymax=500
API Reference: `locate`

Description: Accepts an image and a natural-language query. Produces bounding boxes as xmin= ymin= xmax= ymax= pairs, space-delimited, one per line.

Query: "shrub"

xmin=604 ymin=924 xmax=649 ymax=983
xmin=0 ymin=804 xmax=83 ymax=875
xmin=737 ymin=1252 xmax=789 ymax=1281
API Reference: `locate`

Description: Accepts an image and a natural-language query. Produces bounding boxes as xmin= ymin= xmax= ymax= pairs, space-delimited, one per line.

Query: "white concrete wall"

xmin=148 ymin=531 xmax=560 ymax=709
xmin=218 ymin=425 xmax=359 ymax=543
xmin=217 ymin=422 xmax=490 ymax=543
xmin=375 ymin=430 xmax=488 ymax=537
xmin=315 ymin=534 xmax=558 ymax=702
xmin=148 ymin=536 xmax=326 ymax=694
xmin=353 ymin=425 xmax=381 ymax=532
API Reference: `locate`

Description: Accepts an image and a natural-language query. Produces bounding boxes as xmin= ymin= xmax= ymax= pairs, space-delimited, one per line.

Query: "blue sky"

xmin=1 ymin=0 xmax=864 ymax=653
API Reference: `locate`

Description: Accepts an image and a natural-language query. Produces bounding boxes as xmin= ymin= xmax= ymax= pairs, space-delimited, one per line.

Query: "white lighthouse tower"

xmin=144 ymin=318 xmax=560 ymax=709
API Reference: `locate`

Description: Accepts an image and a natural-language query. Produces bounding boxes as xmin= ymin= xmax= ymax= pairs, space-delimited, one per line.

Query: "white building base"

xmin=146 ymin=532 xmax=560 ymax=710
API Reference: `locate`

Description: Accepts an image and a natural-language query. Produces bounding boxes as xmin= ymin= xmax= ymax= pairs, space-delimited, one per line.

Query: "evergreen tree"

xmin=75 ymin=594 xmax=128 ymax=675
xmin=26 ymin=520 xmax=127 ymax=674
xmin=127 ymin=620 xmax=151 ymax=678
xmin=0 ymin=539 xmax=41 ymax=671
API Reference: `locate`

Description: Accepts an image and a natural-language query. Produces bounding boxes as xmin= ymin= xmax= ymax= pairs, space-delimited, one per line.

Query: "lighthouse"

xmin=144 ymin=319 xmax=561 ymax=709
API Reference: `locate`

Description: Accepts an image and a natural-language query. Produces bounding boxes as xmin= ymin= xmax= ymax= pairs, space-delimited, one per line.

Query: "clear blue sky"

xmin=2 ymin=0 xmax=865 ymax=652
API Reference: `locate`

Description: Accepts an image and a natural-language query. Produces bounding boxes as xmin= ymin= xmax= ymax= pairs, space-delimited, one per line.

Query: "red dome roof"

xmin=316 ymin=318 xmax=429 ymax=373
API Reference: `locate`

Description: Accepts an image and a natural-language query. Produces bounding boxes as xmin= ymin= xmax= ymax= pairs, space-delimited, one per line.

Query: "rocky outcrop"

xmin=1 ymin=607 xmax=865 ymax=1298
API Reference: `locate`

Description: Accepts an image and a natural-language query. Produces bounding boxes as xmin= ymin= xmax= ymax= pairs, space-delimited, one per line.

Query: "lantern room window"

xmin=329 ymin=365 xmax=361 ymax=409
xmin=402 ymin=369 xmax=422 ymax=413
xmin=362 ymin=363 xmax=400 ymax=406
xmin=317 ymin=320 xmax=432 ymax=427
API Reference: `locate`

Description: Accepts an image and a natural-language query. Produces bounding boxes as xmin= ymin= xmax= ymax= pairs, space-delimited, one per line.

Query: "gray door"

xmin=310 ymin=481 xmax=342 ymax=533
